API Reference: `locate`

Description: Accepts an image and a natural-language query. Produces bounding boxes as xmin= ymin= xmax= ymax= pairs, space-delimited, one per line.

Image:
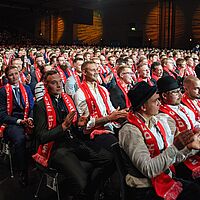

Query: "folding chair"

xmin=34 ymin=163 xmax=62 ymax=200
xmin=0 ymin=138 xmax=14 ymax=178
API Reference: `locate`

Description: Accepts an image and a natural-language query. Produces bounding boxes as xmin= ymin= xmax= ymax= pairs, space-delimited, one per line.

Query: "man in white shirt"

xmin=65 ymin=58 xmax=84 ymax=98
xmin=182 ymin=75 xmax=200 ymax=122
xmin=74 ymin=61 xmax=127 ymax=151
xmin=157 ymin=76 xmax=200 ymax=182
xmin=119 ymin=81 xmax=200 ymax=200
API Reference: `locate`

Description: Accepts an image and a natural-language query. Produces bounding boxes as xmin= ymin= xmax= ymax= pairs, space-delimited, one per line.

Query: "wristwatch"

xmin=66 ymin=129 xmax=73 ymax=139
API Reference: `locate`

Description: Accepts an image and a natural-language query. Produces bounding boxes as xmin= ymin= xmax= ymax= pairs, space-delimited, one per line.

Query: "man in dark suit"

xmin=0 ymin=65 xmax=34 ymax=186
xmin=33 ymin=70 xmax=113 ymax=200
xmin=29 ymin=53 xmax=45 ymax=95
xmin=109 ymin=65 xmax=133 ymax=109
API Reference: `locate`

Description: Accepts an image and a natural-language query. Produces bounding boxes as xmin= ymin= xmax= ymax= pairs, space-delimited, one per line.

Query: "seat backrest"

xmin=0 ymin=138 xmax=10 ymax=155
xmin=111 ymin=142 xmax=127 ymax=177
xmin=111 ymin=142 xmax=128 ymax=200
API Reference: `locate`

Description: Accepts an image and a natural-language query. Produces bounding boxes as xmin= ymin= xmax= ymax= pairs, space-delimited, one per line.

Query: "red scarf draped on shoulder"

xmin=159 ymin=104 xmax=200 ymax=179
xmin=127 ymin=112 xmax=183 ymax=200
xmin=107 ymin=64 xmax=118 ymax=79
xmin=66 ymin=68 xmax=73 ymax=77
xmin=185 ymin=66 xmax=196 ymax=76
xmin=163 ymin=67 xmax=177 ymax=79
xmin=35 ymin=68 xmax=42 ymax=83
xmin=182 ymin=94 xmax=200 ymax=122
xmin=0 ymin=83 xmax=29 ymax=137
xmin=32 ymin=92 xmax=77 ymax=167
xmin=56 ymin=66 xmax=67 ymax=84
xmin=151 ymin=73 xmax=160 ymax=81
xmin=73 ymin=71 xmax=82 ymax=88
xmin=80 ymin=81 xmax=112 ymax=139
xmin=137 ymin=77 xmax=154 ymax=86
xmin=115 ymin=77 xmax=131 ymax=108
xmin=20 ymin=72 xmax=27 ymax=84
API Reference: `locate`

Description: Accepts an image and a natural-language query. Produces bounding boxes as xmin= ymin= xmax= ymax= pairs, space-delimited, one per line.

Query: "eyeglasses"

xmin=121 ymin=72 xmax=134 ymax=76
xmin=167 ymin=88 xmax=181 ymax=95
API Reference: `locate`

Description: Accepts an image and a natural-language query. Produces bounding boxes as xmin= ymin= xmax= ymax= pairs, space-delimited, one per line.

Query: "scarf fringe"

xmin=32 ymin=153 xmax=48 ymax=167
xmin=90 ymin=129 xmax=112 ymax=139
xmin=192 ymin=166 xmax=200 ymax=179
xmin=0 ymin=124 xmax=6 ymax=138
xmin=164 ymin=181 xmax=183 ymax=200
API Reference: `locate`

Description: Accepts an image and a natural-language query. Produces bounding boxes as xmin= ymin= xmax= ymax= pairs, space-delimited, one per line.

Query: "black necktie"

xmin=14 ymin=87 xmax=21 ymax=105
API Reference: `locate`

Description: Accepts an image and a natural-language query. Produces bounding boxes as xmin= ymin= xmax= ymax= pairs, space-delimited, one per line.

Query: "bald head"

xmin=183 ymin=75 xmax=200 ymax=100
xmin=184 ymin=75 xmax=199 ymax=87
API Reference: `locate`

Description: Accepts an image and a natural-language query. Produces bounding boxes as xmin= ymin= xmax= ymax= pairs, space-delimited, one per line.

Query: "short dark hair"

xmin=81 ymin=61 xmax=95 ymax=71
xmin=117 ymin=65 xmax=131 ymax=77
xmin=43 ymin=70 xmax=59 ymax=82
xmin=151 ymin=62 xmax=161 ymax=71
xmin=73 ymin=57 xmax=84 ymax=64
xmin=5 ymin=65 xmax=18 ymax=77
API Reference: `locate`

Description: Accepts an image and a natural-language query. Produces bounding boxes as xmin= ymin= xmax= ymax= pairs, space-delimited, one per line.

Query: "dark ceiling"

xmin=0 ymin=0 xmax=152 ymax=11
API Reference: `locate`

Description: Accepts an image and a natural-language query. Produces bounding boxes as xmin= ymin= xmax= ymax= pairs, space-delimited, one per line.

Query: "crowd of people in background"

xmin=0 ymin=29 xmax=47 ymax=45
xmin=1 ymin=44 xmax=200 ymax=200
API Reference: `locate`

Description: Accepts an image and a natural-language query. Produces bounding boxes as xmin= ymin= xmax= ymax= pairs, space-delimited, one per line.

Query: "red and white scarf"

xmin=0 ymin=83 xmax=29 ymax=137
xmin=66 ymin=68 xmax=73 ymax=77
xmin=163 ymin=67 xmax=177 ymax=79
xmin=137 ymin=77 xmax=154 ymax=86
xmin=177 ymin=67 xmax=186 ymax=78
xmin=185 ymin=66 xmax=196 ymax=76
xmin=107 ymin=64 xmax=118 ymax=79
xmin=73 ymin=71 xmax=82 ymax=88
xmin=32 ymin=92 xmax=77 ymax=167
xmin=115 ymin=77 xmax=131 ymax=108
xmin=56 ymin=65 xmax=67 ymax=84
xmin=182 ymin=94 xmax=200 ymax=122
xmin=151 ymin=73 xmax=160 ymax=81
xmin=20 ymin=72 xmax=27 ymax=84
xmin=35 ymin=67 xmax=42 ymax=83
xmin=128 ymin=112 xmax=183 ymax=200
xmin=160 ymin=104 xmax=200 ymax=179
xmin=100 ymin=65 xmax=110 ymax=75
xmin=80 ymin=81 xmax=112 ymax=139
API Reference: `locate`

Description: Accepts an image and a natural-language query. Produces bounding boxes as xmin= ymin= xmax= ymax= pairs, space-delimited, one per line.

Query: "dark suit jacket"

xmin=29 ymin=70 xmax=39 ymax=95
xmin=109 ymin=84 xmax=126 ymax=109
xmin=0 ymin=75 xmax=8 ymax=86
xmin=162 ymin=70 xmax=183 ymax=87
xmin=33 ymin=96 xmax=81 ymax=152
xmin=0 ymin=84 xmax=34 ymax=125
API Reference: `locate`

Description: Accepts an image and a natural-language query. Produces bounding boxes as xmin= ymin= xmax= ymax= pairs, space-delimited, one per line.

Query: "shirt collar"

xmin=86 ymin=81 xmax=98 ymax=89
xmin=11 ymin=83 xmax=20 ymax=89
xmin=135 ymin=112 xmax=158 ymax=128
xmin=168 ymin=104 xmax=181 ymax=110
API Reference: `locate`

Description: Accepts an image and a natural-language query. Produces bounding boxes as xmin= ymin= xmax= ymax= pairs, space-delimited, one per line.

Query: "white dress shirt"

xmin=74 ymin=81 xmax=115 ymax=131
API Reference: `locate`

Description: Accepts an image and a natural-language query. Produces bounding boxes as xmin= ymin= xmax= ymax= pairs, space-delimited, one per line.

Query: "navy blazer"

xmin=29 ymin=70 xmax=39 ymax=96
xmin=0 ymin=84 xmax=34 ymax=125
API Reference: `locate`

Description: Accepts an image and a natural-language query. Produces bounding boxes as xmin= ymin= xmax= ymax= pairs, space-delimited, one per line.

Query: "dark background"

xmin=0 ymin=0 xmax=199 ymax=49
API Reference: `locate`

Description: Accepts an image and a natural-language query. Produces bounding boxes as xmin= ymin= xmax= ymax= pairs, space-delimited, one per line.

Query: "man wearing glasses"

xmin=109 ymin=65 xmax=134 ymax=109
xmin=157 ymin=76 xmax=200 ymax=183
